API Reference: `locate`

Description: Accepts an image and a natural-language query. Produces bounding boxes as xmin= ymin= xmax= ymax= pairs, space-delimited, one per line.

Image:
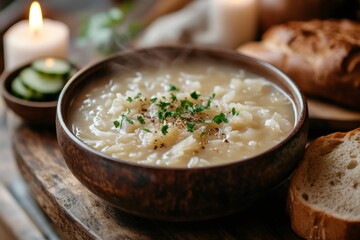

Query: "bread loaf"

xmin=238 ymin=19 xmax=360 ymax=110
xmin=287 ymin=128 xmax=360 ymax=239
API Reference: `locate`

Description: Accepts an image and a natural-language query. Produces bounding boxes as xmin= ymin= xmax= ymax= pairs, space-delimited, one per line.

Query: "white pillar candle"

xmin=195 ymin=0 xmax=258 ymax=49
xmin=3 ymin=1 xmax=69 ymax=71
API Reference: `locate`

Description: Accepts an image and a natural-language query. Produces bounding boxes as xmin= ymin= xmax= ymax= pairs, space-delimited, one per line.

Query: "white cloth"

xmin=136 ymin=0 xmax=208 ymax=47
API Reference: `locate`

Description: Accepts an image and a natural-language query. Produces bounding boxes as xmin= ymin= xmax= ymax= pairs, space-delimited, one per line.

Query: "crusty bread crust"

xmin=238 ymin=19 xmax=360 ymax=110
xmin=287 ymin=128 xmax=360 ymax=240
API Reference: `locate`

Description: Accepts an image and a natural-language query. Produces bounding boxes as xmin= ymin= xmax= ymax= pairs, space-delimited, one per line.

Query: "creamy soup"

xmin=69 ymin=59 xmax=295 ymax=168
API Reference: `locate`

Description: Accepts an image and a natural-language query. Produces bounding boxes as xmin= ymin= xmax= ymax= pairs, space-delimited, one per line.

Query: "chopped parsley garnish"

xmin=206 ymin=93 xmax=216 ymax=108
xmin=137 ymin=115 xmax=145 ymax=125
xmin=164 ymin=110 xmax=172 ymax=119
xmin=118 ymin=91 xmax=229 ymax=136
xmin=194 ymin=105 xmax=206 ymax=112
xmin=232 ymin=107 xmax=239 ymax=116
xmin=172 ymin=107 xmax=184 ymax=117
xmin=157 ymin=110 xmax=165 ymax=123
xmin=213 ymin=113 xmax=228 ymax=124
xmin=186 ymin=122 xmax=196 ymax=132
xmin=157 ymin=101 xmax=171 ymax=110
xmin=124 ymin=115 xmax=134 ymax=125
xmin=171 ymin=93 xmax=177 ymax=101
xmin=113 ymin=120 xmax=120 ymax=128
xmin=190 ymin=91 xmax=201 ymax=100
xmin=180 ymin=99 xmax=193 ymax=109
xmin=161 ymin=125 xmax=169 ymax=135
xmin=169 ymin=85 xmax=179 ymax=91
xmin=114 ymin=109 xmax=134 ymax=129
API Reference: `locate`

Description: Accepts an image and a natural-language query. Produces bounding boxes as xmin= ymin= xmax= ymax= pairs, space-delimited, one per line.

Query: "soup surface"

xmin=69 ymin=59 xmax=295 ymax=168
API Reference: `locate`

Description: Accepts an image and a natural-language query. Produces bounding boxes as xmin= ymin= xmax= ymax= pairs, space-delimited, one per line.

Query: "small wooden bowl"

xmin=56 ymin=46 xmax=309 ymax=221
xmin=1 ymin=60 xmax=77 ymax=126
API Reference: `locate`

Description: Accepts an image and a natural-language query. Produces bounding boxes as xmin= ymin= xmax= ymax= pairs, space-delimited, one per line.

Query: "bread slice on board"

xmin=287 ymin=128 xmax=360 ymax=239
xmin=238 ymin=19 xmax=360 ymax=110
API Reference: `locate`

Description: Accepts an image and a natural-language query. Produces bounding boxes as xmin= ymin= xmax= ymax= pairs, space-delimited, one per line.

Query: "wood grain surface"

xmin=10 ymin=119 xmax=303 ymax=240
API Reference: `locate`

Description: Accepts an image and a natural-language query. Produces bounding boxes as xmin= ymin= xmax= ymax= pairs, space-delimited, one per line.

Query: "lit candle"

xmin=195 ymin=0 xmax=258 ymax=49
xmin=3 ymin=1 xmax=69 ymax=71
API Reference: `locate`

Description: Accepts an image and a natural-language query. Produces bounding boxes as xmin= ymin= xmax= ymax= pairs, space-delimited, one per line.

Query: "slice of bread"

xmin=287 ymin=128 xmax=360 ymax=240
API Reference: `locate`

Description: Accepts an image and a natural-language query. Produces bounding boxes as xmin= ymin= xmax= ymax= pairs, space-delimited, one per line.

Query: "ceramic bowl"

xmin=1 ymin=59 xmax=77 ymax=126
xmin=56 ymin=46 xmax=309 ymax=221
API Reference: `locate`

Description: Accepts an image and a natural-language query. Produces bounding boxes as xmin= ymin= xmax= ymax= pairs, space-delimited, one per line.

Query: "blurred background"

xmin=0 ymin=0 xmax=358 ymax=71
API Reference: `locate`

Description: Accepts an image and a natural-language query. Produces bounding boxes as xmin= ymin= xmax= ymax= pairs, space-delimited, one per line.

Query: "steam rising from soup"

xmin=69 ymin=59 xmax=295 ymax=168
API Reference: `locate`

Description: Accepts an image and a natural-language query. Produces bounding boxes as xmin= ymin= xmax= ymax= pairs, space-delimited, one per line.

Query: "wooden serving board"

xmin=308 ymin=98 xmax=360 ymax=133
xmin=11 ymin=118 xmax=302 ymax=239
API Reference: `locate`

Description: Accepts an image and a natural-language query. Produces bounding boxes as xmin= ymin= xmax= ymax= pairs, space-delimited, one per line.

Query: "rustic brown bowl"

xmin=1 ymin=59 xmax=77 ymax=126
xmin=56 ymin=46 xmax=309 ymax=221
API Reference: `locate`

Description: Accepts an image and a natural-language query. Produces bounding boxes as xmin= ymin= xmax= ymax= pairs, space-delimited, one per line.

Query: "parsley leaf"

xmin=194 ymin=105 xmax=206 ymax=112
xmin=161 ymin=125 xmax=169 ymax=135
xmin=150 ymin=97 xmax=157 ymax=103
xmin=213 ymin=113 xmax=228 ymax=124
xmin=118 ymin=109 xmax=134 ymax=128
xmin=157 ymin=101 xmax=171 ymax=110
xmin=113 ymin=120 xmax=120 ymax=128
xmin=164 ymin=110 xmax=172 ymax=119
xmin=126 ymin=96 xmax=132 ymax=102
xmin=137 ymin=116 xmax=145 ymax=125
xmin=171 ymin=93 xmax=177 ymax=101
xmin=206 ymin=93 xmax=216 ymax=108
xmin=180 ymin=99 xmax=193 ymax=108
xmin=169 ymin=85 xmax=179 ymax=91
xmin=186 ymin=122 xmax=195 ymax=132
xmin=125 ymin=116 xmax=134 ymax=124
xmin=190 ymin=91 xmax=200 ymax=100
xmin=172 ymin=107 xmax=184 ymax=117
xmin=142 ymin=128 xmax=151 ymax=132
xmin=157 ymin=110 xmax=164 ymax=123
xmin=232 ymin=107 xmax=239 ymax=116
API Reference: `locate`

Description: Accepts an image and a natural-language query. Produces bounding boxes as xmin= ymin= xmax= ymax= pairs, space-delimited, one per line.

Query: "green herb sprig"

xmin=114 ymin=109 xmax=133 ymax=129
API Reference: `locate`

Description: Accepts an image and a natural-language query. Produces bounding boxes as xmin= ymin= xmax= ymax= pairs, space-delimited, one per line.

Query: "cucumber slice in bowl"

xmin=11 ymin=77 xmax=44 ymax=100
xmin=20 ymin=68 xmax=65 ymax=94
xmin=11 ymin=77 xmax=33 ymax=100
xmin=32 ymin=58 xmax=71 ymax=76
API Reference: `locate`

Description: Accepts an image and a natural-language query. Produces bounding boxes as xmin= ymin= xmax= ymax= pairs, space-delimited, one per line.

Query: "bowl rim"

xmin=57 ymin=45 xmax=308 ymax=171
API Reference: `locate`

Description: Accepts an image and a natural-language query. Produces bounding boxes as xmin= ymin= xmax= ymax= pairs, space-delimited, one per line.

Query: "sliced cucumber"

xmin=32 ymin=58 xmax=71 ymax=76
xmin=30 ymin=89 xmax=45 ymax=100
xmin=20 ymin=68 xmax=65 ymax=94
xmin=11 ymin=77 xmax=33 ymax=99
xmin=11 ymin=58 xmax=76 ymax=101
xmin=11 ymin=77 xmax=44 ymax=100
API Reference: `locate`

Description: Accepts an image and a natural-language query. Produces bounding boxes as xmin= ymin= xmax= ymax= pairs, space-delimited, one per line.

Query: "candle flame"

xmin=29 ymin=1 xmax=43 ymax=36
